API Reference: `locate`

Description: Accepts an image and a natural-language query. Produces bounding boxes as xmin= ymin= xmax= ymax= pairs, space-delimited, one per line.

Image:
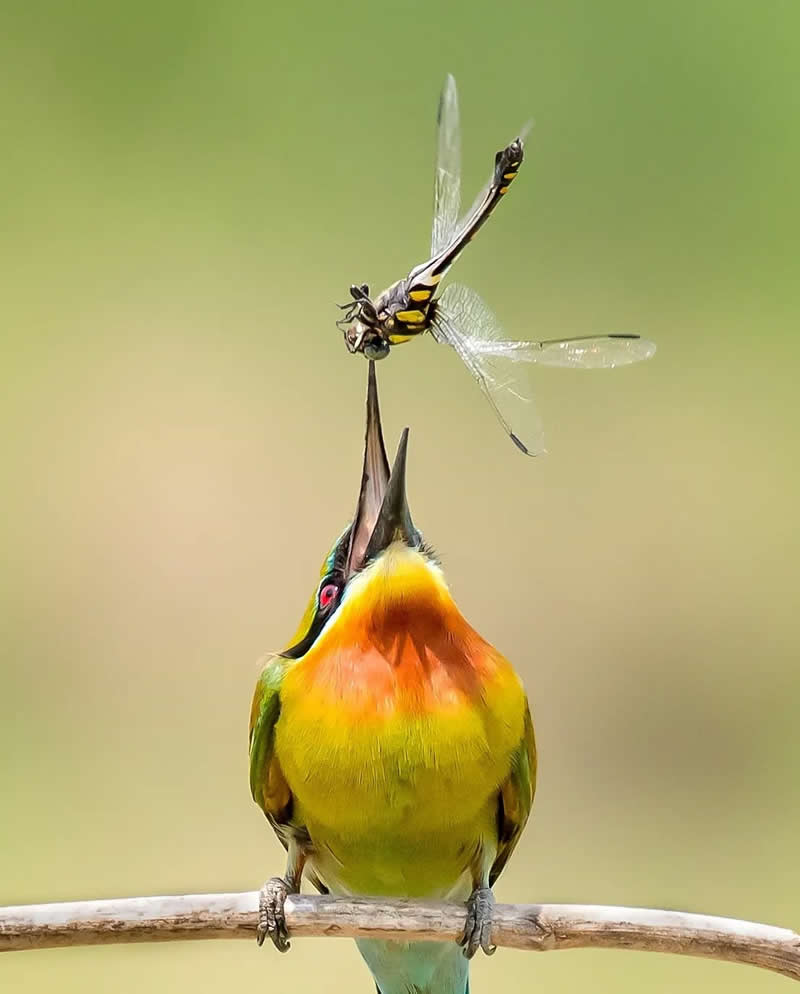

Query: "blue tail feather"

xmin=360 ymin=938 xmax=469 ymax=994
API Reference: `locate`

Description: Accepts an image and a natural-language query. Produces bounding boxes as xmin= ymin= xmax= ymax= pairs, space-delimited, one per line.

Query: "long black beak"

xmin=346 ymin=363 xmax=419 ymax=578
xmin=364 ymin=428 xmax=419 ymax=563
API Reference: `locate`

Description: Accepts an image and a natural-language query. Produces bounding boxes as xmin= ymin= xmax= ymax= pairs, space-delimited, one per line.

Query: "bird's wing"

xmin=249 ymin=655 xmax=293 ymax=826
xmin=490 ymin=703 xmax=537 ymax=886
xmin=249 ymin=657 xmax=329 ymax=894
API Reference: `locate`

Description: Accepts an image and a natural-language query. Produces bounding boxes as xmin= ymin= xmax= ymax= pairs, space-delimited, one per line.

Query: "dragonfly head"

xmin=338 ymin=286 xmax=391 ymax=360
xmin=340 ymin=316 xmax=390 ymax=360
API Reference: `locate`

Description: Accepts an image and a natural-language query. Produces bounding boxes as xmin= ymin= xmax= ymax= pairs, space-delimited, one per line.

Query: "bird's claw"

xmin=257 ymin=877 xmax=291 ymax=952
xmin=459 ymin=887 xmax=496 ymax=959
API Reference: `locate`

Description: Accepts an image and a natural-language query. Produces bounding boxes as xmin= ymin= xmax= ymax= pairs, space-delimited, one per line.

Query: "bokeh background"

xmin=2 ymin=1 xmax=799 ymax=991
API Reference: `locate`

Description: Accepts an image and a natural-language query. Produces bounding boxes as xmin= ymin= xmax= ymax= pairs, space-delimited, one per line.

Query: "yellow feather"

xmin=274 ymin=545 xmax=528 ymax=896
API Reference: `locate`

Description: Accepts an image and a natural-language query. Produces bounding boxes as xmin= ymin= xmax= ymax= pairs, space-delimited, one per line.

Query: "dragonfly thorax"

xmin=341 ymin=277 xmax=435 ymax=359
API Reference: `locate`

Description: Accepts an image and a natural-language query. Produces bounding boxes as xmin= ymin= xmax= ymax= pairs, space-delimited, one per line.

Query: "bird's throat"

xmin=291 ymin=544 xmax=490 ymax=716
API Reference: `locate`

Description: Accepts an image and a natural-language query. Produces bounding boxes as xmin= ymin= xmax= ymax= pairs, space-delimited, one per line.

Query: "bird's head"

xmin=282 ymin=362 xmax=446 ymax=660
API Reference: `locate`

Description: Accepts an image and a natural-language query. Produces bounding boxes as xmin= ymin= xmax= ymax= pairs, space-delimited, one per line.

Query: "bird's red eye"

xmin=318 ymin=583 xmax=338 ymax=610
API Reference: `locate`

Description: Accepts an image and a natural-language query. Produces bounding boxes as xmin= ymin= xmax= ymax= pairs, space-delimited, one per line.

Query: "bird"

xmin=248 ymin=361 xmax=536 ymax=994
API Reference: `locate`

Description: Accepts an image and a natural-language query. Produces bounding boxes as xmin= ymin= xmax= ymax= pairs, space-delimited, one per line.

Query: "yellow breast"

xmin=275 ymin=546 xmax=526 ymax=846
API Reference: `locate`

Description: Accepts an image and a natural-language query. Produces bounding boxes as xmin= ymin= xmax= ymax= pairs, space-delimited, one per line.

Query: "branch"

xmin=1 ymin=892 xmax=799 ymax=981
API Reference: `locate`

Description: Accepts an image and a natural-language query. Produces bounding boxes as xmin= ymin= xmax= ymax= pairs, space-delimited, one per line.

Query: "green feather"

xmin=248 ymin=658 xmax=288 ymax=805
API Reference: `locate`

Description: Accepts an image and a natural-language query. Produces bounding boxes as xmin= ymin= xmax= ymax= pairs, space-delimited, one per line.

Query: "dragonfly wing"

xmin=467 ymin=334 xmax=657 ymax=369
xmin=431 ymin=284 xmax=546 ymax=456
xmin=525 ymin=335 xmax=656 ymax=369
xmin=431 ymin=74 xmax=462 ymax=256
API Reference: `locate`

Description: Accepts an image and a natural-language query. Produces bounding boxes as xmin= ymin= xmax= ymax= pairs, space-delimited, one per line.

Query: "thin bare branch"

xmin=1 ymin=893 xmax=799 ymax=981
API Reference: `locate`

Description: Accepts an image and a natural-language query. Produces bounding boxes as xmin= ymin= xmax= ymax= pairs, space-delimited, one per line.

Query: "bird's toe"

xmin=257 ymin=877 xmax=291 ymax=952
xmin=459 ymin=887 xmax=496 ymax=959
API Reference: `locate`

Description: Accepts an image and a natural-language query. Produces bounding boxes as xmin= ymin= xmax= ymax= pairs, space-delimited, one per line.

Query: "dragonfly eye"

xmin=364 ymin=338 xmax=390 ymax=361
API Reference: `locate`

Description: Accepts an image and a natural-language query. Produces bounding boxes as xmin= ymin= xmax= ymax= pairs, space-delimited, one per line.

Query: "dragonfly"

xmin=338 ymin=74 xmax=656 ymax=455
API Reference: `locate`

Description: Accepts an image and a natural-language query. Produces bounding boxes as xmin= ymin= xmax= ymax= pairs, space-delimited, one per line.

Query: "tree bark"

xmin=2 ymin=893 xmax=799 ymax=981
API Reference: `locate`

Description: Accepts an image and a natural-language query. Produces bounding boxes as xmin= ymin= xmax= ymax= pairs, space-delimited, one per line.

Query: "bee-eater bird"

xmin=249 ymin=362 xmax=536 ymax=994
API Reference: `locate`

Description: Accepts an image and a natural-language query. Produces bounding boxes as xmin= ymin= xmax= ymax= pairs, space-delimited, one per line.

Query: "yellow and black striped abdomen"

xmin=380 ymin=136 xmax=525 ymax=348
xmin=405 ymin=137 xmax=525 ymax=293
xmin=495 ymin=138 xmax=523 ymax=195
xmin=388 ymin=299 xmax=434 ymax=343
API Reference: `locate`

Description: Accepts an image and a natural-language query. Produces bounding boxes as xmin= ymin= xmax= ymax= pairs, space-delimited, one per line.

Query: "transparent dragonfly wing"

xmin=430 ymin=283 xmax=546 ymax=455
xmin=431 ymin=73 xmax=462 ymax=256
xmin=467 ymin=334 xmax=658 ymax=368
xmin=431 ymin=284 xmax=656 ymax=455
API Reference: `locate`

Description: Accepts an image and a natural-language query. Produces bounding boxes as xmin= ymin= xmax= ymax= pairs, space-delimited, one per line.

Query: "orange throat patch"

xmin=288 ymin=543 xmax=499 ymax=719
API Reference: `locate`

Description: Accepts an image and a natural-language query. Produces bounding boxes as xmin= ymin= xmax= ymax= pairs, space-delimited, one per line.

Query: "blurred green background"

xmin=2 ymin=0 xmax=799 ymax=991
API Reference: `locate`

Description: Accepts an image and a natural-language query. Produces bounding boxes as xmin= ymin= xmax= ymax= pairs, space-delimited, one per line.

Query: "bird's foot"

xmin=459 ymin=886 xmax=496 ymax=959
xmin=256 ymin=877 xmax=292 ymax=951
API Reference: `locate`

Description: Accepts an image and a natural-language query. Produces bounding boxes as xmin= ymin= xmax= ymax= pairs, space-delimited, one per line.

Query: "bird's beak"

xmin=346 ymin=362 xmax=419 ymax=578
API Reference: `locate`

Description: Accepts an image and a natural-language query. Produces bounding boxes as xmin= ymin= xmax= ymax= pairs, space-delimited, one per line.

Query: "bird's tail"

xmin=358 ymin=938 xmax=469 ymax=994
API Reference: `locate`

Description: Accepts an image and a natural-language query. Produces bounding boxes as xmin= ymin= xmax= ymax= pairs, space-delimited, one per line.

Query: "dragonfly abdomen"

xmin=408 ymin=138 xmax=525 ymax=291
xmin=495 ymin=139 xmax=523 ymax=194
xmin=448 ymin=138 xmax=524 ymax=256
xmin=383 ymin=139 xmax=525 ymax=348
xmin=388 ymin=302 xmax=434 ymax=343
